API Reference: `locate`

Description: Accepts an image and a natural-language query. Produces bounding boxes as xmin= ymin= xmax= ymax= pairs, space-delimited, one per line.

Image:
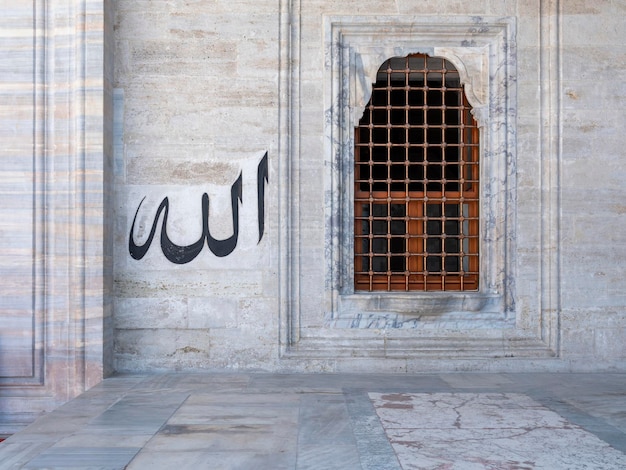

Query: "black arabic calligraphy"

xmin=129 ymin=152 xmax=268 ymax=263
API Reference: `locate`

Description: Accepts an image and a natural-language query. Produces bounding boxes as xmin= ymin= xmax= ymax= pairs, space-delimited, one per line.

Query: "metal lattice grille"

xmin=354 ymin=54 xmax=479 ymax=292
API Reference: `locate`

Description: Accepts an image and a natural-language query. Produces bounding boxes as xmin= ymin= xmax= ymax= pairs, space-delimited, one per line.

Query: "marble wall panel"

xmin=0 ymin=0 xmax=110 ymax=435
xmin=0 ymin=1 xmax=38 ymax=380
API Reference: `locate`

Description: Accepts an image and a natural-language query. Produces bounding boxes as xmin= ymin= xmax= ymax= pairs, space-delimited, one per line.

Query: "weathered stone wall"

xmin=113 ymin=0 xmax=280 ymax=370
xmin=1 ymin=3 xmax=625 ymax=437
xmin=558 ymin=1 xmax=626 ymax=366
xmin=112 ymin=0 xmax=626 ymax=372
xmin=0 ymin=0 xmax=624 ymax=436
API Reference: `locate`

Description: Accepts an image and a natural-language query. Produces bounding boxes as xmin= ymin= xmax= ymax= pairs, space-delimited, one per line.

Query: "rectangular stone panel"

xmin=0 ymin=1 xmax=38 ymax=379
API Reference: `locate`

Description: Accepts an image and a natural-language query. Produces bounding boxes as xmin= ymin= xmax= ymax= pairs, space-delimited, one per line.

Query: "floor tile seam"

xmin=343 ymin=387 xmax=448 ymax=395
xmin=295 ymin=394 xmax=306 ymax=468
xmin=21 ymin=447 xmax=143 ymax=469
xmin=1 ymin=399 xmax=135 ymax=459
xmin=18 ymin=389 xmax=190 ymax=470
xmin=28 ymin=446 xmax=142 ymax=454
xmin=343 ymin=388 xmax=403 ymax=470
xmin=0 ymin=441 xmax=60 ymax=469
xmin=384 ymin=387 xmax=546 ymax=396
xmin=217 ymin=386 xmax=347 ymax=393
xmin=123 ymin=392 xmax=193 ymax=469
xmin=375 ymin=426 xmax=610 ymax=434
xmin=295 ymin=391 xmax=361 ymax=462
xmin=119 ymin=373 xmax=190 ymax=395
xmin=522 ymin=391 xmax=626 ymax=454
xmin=84 ymin=375 xmax=155 ymax=421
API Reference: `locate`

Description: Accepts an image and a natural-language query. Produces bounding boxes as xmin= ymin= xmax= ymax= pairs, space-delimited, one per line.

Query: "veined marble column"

xmin=0 ymin=0 xmax=111 ymax=435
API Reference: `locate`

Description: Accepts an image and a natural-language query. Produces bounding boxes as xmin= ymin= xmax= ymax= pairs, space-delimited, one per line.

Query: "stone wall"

xmin=113 ymin=0 xmax=626 ymax=372
xmin=559 ymin=1 xmax=626 ymax=365
xmin=1 ymin=0 xmax=625 ymax=435
xmin=113 ymin=0 xmax=280 ymax=370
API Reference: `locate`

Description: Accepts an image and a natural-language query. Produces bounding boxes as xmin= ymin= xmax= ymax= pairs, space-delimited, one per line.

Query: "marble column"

xmin=0 ymin=0 xmax=111 ymax=435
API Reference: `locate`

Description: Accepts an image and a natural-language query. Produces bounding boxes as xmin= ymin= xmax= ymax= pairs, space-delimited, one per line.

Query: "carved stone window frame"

xmin=323 ymin=16 xmax=517 ymax=327
xmin=279 ymin=8 xmax=561 ymax=361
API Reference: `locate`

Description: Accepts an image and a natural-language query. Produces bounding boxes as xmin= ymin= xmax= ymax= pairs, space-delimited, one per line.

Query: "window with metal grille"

xmin=354 ymin=54 xmax=479 ymax=292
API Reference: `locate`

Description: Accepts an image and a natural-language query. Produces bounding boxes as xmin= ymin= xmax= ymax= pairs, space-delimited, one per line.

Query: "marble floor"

xmin=1 ymin=372 xmax=626 ymax=469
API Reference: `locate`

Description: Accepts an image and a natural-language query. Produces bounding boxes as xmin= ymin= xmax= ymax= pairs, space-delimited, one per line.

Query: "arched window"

xmin=354 ymin=54 xmax=479 ymax=291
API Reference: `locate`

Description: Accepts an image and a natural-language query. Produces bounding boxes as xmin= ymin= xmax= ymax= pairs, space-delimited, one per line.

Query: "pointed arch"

xmin=354 ymin=54 xmax=479 ymax=291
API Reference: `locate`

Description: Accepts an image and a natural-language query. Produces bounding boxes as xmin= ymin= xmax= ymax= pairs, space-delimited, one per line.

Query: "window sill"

xmin=336 ymin=290 xmax=504 ymax=317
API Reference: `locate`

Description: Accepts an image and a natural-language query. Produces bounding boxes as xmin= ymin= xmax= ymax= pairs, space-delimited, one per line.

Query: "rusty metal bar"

xmin=354 ymin=54 xmax=479 ymax=292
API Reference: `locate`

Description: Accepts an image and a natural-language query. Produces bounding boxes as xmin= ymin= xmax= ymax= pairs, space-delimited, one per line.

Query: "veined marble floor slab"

xmin=371 ymin=392 xmax=626 ymax=470
xmin=1 ymin=373 xmax=626 ymax=469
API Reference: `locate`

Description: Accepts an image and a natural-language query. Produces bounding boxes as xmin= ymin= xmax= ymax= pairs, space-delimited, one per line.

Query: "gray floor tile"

xmin=127 ymin=450 xmax=296 ymax=470
xmin=143 ymin=423 xmax=299 ymax=453
xmin=297 ymin=394 xmax=355 ymax=445
xmin=54 ymin=432 xmax=154 ymax=448
xmin=345 ymin=391 xmax=402 ymax=470
xmin=439 ymin=372 xmax=516 ymax=389
xmin=23 ymin=447 xmax=140 ymax=469
xmin=296 ymin=444 xmax=361 ymax=470
xmin=2 ymin=372 xmax=626 ymax=470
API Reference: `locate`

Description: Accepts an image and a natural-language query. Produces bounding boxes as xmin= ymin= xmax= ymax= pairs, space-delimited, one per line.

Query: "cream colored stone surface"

xmin=110 ymin=0 xmax=626 ymax=373
xmin=1 ymin=0 xmax=626 ymax=436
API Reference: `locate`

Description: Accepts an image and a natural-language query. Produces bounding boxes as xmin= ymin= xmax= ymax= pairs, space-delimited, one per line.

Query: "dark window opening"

xmin=354 ymin=54 xmax=479 ymax=292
